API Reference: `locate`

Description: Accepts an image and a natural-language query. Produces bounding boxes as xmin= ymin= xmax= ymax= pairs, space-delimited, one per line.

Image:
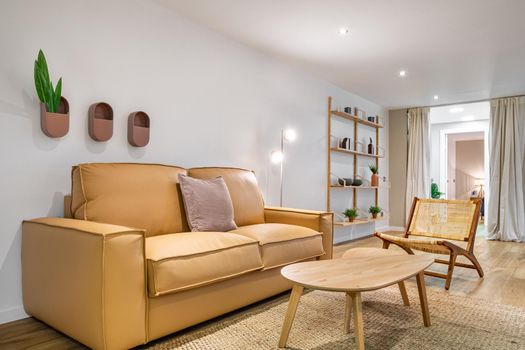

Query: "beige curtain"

xmin=487 ymin=96 xmax=525 ymax=242
xmin=405 ymin=107 xmax=431 ymax=222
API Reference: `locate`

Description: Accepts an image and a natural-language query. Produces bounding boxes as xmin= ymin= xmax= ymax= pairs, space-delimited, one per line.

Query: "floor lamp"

xmin=271 ymin=128 xmax=297 ymax=207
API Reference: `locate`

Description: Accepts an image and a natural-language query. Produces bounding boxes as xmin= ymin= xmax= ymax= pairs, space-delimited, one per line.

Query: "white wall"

xmin=0 ymin=0 xmax=387 ymax=323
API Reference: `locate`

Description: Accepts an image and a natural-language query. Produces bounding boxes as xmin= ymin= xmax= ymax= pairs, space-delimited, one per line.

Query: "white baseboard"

xmin=0 ymin=305 xmax=27 ymax=325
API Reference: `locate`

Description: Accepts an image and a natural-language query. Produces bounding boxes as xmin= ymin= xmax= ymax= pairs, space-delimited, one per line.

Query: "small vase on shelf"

xmin=367 ymin=137 xmax=374 ymax=155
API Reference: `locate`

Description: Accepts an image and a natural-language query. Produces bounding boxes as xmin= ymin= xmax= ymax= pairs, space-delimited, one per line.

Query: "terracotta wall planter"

xmin=88 ymin=102 xmax=113 ymax=142
xmin=371 ymin=174 xmax=379 ymax=187
xmin=128 ymin=111 xmax=150 ymax=147
xmin=40 ymin=97 xmax=69 ymax=138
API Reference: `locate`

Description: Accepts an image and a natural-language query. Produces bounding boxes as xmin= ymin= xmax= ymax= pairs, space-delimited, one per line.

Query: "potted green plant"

xmin=369 ymin=205 xmax=382 ymax=219
xmin=369 ymin=164 xmax=379 ymax=187
xmin=343 ymin=208 xmax=358 ymax=222
xmin=34 ymin=49 xmax=68 ymax=138
xmin=431 ymin=182 xmax=445 ymax=199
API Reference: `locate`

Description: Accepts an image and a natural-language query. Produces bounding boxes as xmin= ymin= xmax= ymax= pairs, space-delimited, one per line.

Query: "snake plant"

xmin=34 ymin=50 xmax=62 ymax=113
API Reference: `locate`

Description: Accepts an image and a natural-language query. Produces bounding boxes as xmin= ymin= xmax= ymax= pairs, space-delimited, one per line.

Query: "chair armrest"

xmin=22 ymin=218 xmax=147 ymax=350
xmin=264 ymin=207 xmax=334 ymax=259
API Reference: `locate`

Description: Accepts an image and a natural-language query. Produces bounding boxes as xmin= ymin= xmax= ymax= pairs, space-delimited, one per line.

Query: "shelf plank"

xmin=330 ymin=147 xmax=384 ymax=159
xmin=331 ymin=111 xmax=384 ymax=128
xmin=330 ymin=185 xmax=380 ymax=189
xmin=334 ymin=215 xmax=388 ymax=227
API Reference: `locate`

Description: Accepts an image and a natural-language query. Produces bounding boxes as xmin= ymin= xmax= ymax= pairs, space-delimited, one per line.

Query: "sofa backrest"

xmin=188 ymin=167 xmax=265 ymax=227
xmin=71 ymin=163 xmax=189 ymax=237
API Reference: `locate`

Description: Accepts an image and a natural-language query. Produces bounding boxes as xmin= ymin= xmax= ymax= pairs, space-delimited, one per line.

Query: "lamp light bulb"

xmin=283 ymin=129 xmax=297 ymax=142
xmin=270 ymin=150 xmax=284 ymax=164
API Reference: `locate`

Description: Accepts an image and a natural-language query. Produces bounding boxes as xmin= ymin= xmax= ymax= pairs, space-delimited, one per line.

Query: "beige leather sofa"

xmin=22 ymin=163 xmax=333 ymax=349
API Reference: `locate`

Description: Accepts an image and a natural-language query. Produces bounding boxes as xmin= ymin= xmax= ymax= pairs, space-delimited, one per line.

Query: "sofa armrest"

xmin=264 ymin=207 xmax=333 ymax=259
xmin=22 ymin=218 xmax=147 ymax=350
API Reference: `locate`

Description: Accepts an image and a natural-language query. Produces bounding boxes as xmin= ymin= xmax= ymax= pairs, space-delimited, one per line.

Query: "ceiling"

xmin=430 ymin=101 xmax=489 ymax=124
xmin=163 ymin=0 xmax=525 ymax=109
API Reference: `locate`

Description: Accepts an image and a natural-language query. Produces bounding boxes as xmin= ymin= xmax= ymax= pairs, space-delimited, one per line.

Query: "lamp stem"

xmin=280 ymin=129 xmax=284 ymax=207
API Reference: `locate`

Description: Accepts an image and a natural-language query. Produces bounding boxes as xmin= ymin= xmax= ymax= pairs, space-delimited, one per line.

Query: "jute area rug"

xmin=142 ymin=284 xmax=525 ymax=350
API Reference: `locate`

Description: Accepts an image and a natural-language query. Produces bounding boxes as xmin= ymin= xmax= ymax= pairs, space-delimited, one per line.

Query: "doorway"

xmin=429 ymin=102 xmax=489 ymax=220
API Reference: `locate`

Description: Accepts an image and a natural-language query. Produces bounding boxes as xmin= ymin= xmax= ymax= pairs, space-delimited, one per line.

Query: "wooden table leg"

xmin=278 ymin=284 xmax=304 ymax=348
xmin=415 ymin=272 xmax=431 ymax=327
xmin=344 ymin=292 xmax=352 ymax=333
xmin=398 ymin=281 xmax=410 ymax=306
xmin=349 ymin=292 xmax=365 ymax=350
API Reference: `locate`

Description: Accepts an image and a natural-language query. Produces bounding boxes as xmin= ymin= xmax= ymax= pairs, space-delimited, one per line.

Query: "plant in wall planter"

xmin=369 ymin=164 xmax=379 ymax=187
xmin=34 ymin=49 xmax=69 ymax=138
xmin=343 ymin=208 xmax=358 ymax=223
xmin=369 ymin=205 xmax=382 ymax=219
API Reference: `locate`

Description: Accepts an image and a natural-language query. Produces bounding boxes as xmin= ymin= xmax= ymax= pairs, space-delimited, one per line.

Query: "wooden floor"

xmin=1 ymin=233 xmax=523 ymax=349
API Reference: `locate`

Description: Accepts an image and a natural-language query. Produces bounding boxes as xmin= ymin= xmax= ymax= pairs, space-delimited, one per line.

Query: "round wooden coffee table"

xmin=278 ymin=248 xmax=434 ymax=349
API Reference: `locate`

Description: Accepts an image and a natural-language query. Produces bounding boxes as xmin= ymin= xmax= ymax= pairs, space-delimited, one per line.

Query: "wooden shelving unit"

xmin=327 ymin=96 xmax=385 ymax=227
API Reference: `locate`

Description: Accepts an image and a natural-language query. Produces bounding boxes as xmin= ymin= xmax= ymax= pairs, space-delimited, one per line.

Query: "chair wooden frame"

xmin=375 ymin=197 xmax=483 ymax=290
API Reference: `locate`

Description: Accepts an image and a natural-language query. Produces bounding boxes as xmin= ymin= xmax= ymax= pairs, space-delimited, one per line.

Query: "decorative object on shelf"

xmin=340 ymin=137 xmax=352 ymax=150
xmin=128 ymin=111 xmax=150 ymax=147
xmin=34 ymin=49 xmax=69 ymax=138
xmin=369 ymin=164 xmax=379 ymax=187
xmin=351 ymin=177 xmax=363 ymax=186
xmin=430 ymin=181 xmax=444 ymax=199
xmin=270 ymin=128 xmax=297 ymax=206
xmin=344 ymin=107 xmax=353 ymax=114
xmin=343 ymin=208 xmax=358 ymax=223
xmin=338 ymin=178 xmax=353 ymax=186
xmin=367 ymin=137 xmax=375 ymax=155
xmin=355 ymin=108 xmax=366 ymax=120
xmin=369 ymin=206 xmax=382 ymax=219
xmin=88 ymin=102 xmax=113 ymax=142
xmin=367 ymin=116 xmax=376 ymax=123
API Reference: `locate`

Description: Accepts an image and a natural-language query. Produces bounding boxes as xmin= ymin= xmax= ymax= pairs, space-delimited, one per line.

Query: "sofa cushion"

xmin=178 ymin=175 xmax=237 ymax=232
xmin=230 ymin=224 xmax=324 ymax=270
xmin=71 ymin=163 xmax=188 ymax=237
xmin=146 ymin=232 xmax=263 ymax=297
xmin=188 ymin=167 xmax=265 ymax=227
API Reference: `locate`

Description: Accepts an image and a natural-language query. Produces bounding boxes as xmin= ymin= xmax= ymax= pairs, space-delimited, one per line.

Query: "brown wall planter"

xmin=40 ymin=97 xmax=69 ymax=138
xmin=88 ymin=102 xmax=113 ymax=142
xmin=128 ymin=111 xmax=150 ymax=147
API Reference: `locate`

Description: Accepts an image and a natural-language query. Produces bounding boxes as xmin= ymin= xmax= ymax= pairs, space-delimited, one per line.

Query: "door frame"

xmin=439 ymin=127 xmax=489 ymax=210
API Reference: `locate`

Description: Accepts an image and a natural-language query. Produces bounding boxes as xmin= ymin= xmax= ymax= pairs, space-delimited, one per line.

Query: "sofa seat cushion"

xmin=146 ymin=232 xmax=263 ymax=297
xmin=230 ymin=224 xmax=324 ymax=270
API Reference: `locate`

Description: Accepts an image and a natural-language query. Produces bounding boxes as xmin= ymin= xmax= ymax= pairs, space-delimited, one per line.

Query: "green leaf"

xmin=54 ymin=78 xmax=62 ymax=112
xmin=37 ymin=70 xmax=50 ymax=107
xmin=37 ymin=50 xmax=50 ymax=83
xmin=34 ymin=61 xmax=46 ymax=103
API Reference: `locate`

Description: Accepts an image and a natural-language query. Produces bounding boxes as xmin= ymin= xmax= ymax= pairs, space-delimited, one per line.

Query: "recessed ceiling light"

xmin=399 ymin=70 xmax=407 ymax=77
xmin=338 ymin=27 xmax=349 ymax=35
xmin=433 ymin=95 xmax=439 ymax=100
xmin=449 ymin=107 xmax=465 ymax=113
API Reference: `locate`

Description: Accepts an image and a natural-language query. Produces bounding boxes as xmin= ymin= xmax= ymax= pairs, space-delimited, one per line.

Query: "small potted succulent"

xmin=369 ymin=206 xmax=382 ymax=219
xmin=343 ymin=208 xmax=358 ymax=223
xmin=34 ymin=49 xmax=68 ymax=138
xmin=369 ymin=164 xmax=379 ymax=187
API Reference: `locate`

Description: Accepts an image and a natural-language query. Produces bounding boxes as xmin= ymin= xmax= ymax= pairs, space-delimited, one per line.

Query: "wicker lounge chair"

xmin=375 ymin=197 xmax=483 ymax=290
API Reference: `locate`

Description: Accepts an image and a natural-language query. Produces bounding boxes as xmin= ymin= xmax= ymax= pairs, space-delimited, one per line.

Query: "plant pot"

xmin=40 ymin=97 xmax=69 ymax=138
xmin=348 ymin=216 xmax=356 ymax=222
xmin=88 ymin=102 xmax=113 ymax=142
xmin=128 ymin=111 xmax=150 ymax=147
xmin=371 ymin=213 xmax=378 ymax=219
xmin=371 ymin=174 xmax=379 ymax=187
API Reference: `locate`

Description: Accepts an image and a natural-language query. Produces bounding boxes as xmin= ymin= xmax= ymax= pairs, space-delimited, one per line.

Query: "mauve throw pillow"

xmin=178 ymin=174 xmax=237 ymax=232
